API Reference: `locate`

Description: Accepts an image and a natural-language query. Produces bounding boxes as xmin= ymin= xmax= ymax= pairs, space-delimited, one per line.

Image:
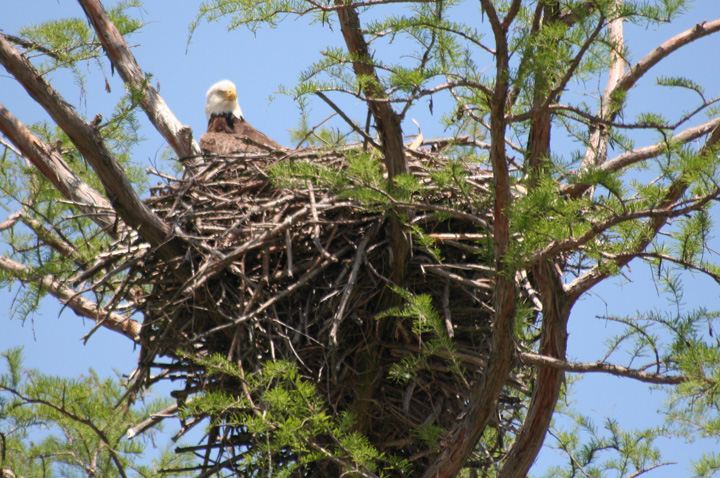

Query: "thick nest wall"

xmin=118 ymin=147 xmax=527 ymax=470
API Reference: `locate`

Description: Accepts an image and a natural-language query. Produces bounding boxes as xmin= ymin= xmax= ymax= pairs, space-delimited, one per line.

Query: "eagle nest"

xmin=113 ymin=144 xmax=531 ymax=473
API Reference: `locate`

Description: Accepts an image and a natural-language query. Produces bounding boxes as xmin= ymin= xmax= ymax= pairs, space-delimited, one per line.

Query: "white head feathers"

xmin=205 ymin=79 xmax=243 ymax=121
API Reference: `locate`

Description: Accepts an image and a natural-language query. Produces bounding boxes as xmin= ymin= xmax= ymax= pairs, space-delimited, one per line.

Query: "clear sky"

xmin=1 ymin=1 xmax=720 ymax=476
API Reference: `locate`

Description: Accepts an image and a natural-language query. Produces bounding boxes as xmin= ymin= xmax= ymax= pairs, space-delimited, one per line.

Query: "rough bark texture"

xmin=0 ymin=34 xmax=187 ymax=272
xmin=499 ymin=260 xmax=571 ymax=478
xmin=333 ymin=2 xmax=408 ymax=181
xmin=78 ymin=0 xmax=201 ymax=163
xmin=0 ymin=102 xmax=116 ymax=233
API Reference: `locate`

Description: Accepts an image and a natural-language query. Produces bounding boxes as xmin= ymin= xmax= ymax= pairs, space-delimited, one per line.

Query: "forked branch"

xmin=0 ymin=34 xmax=188 ymax=272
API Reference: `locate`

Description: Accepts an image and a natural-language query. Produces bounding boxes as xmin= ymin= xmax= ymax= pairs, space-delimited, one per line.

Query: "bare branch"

xmin=581 ymin=3 xmax=624 ymax=170
xmin=0 ymin=34 xmax=188 ymax=271
xmin=315 ymin=91 xmax=381 ymax=149
xmin=77 ymin=0 xmax=201 ymax=164
xmin=614 ymin=19 xmax=720 ymax=100
xmin=0 ymin=102 xmax=116 ymax=233
xmin=519 ymin=352 xmax=688 ymax=384
xmin=0 ymin=255 xmax=141 ymax=342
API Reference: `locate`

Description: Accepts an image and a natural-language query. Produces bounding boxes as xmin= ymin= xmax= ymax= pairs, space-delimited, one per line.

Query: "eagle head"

xmin=205 ymin=79 xmax=243 ymax=121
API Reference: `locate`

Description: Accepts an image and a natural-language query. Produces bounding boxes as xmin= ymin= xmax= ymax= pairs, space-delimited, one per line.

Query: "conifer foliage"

xmin=2 ymin=0 xmax=720 ymax=477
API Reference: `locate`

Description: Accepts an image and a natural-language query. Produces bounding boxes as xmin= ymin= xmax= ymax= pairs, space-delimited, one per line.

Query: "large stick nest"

xmin=108 ymin=145 xmax=531 ymax=473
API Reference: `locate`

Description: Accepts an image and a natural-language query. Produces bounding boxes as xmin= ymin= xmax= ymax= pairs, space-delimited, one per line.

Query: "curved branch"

xmin=499 ymin=261 xmax=571 ymax=478
xmin=77 ymin=0 xmax=200 ymax=163
xmin=422 ymin=1 xmax=516 ymax=476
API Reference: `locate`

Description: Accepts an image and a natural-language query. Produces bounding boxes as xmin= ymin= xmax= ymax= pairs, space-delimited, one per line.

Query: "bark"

xmin=0 ymin=34 xmax=188 ymax=273
xmin=333 ymin=1 xmax=408 ymax=181
xmin=580 ymin=3 xmax=623 ymax=171
xmin=422 ymin=2 xmax=516 ymax=475
xmin=582 ymin=17 xmax=720 ymax=170
xmin=499 ymin=260 xmax=571 ymax=478
xmin=0 ymin=102 xmax=116 ymax=234
xmin=0 ymin=255 xmax=141 ymax=342
xmin=500 ymin=7 xmax=570 ymax=472
xmin=519 ymin=352 xmax=689 ymax=385
xmin=77 ymin=0 xmax=201 ymax=165
xmin=333 ymin=2 xmax=412 ymax=438
xmin=525 ymin=1 xmax=559 ymax=176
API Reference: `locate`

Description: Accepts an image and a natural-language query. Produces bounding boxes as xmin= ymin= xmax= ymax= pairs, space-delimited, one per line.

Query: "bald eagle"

xmin=199 ymin=80 xmax=284 ymax=155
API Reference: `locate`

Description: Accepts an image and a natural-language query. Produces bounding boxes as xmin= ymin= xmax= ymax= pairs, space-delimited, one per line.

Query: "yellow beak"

xmin=226 ymin=89 xmax=237 ymax=101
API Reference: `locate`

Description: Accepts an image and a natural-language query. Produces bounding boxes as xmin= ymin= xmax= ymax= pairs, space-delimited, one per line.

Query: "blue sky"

xmin=2 ymin=1 xmax=720 ymax=476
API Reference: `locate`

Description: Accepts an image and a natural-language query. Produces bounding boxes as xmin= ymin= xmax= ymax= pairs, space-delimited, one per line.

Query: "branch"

xmin=0 ymin=385 xmax=130 ymax=478
xmin=422 ymin=2 xmax=516 ymax=475
xmin=333 ymin=1 xmax=407 ymax=180
xmin=519 ymin=352 xmax=687 ymax=384
xmin=77 ymin=0 xmax=201 ymax=164
xmin=0 ymin=255 xmax=140 ymax=342
xmin=614 ymin=19 xmax=720 ymax=100
xmin=126 ymin=402 xmax=180 ymax=439
xmin=314 ymin=91 xmax=380 ymax=149
xmin=499 ymin=259 xmax=571 ymax=478
xmin=565 ymin=117 xmax=720 ymax=197
xmin=581 ymin=3 xmax=624 ymax=170
xmin=531 ymin=191 xmax=720 ymax=275
xmin=0 ymin=102 xmax=116 ymax=234
xmin=567 ymin=122 xmax=720 ymax=298
xmin=0 ymin=34 xmax=188 ymax=273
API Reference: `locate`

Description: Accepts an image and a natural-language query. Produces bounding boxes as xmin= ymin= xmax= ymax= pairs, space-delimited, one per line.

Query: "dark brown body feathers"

xmin=200 ymin=114 xmax=284 ymax=155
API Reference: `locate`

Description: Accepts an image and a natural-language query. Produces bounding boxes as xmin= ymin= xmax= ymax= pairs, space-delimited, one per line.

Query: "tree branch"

xmin=519 ymin=352 xmax=688 ymax=384
xmin=314 ymin=91 xmax=381 ymax=149
xmin=581 ymin=3 xmax=624 ymax=170
xmin=614 ymin=19 xmax=720 ymax=100
xmin=0 ymin=102 xmax=116 ymax=234
xmin=0 ymin=34 xmax=188 ymax=273
xmin=0 ymin=254 xmax=141 ymax=342
xmin=333 ymin=0 xmax=407 ymax=181
xmin=0 ymin=385 xmax=130 ymax=478
xmin=567 ymin=122 xmax=720 ymax=299
xmin=500 ymin=259 xmax=571 ymax=478
xmin=565 ymin=117 xmax=720 ymax=197
xmin=77 ymin=0 xmax=201 ymax=164
xmin=422 ymin=2 xmax=516 ymax=475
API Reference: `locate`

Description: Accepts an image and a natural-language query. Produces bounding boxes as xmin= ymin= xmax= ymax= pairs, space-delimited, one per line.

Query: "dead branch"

xmin=519 ymin=352 xmax=689 ymax=384
xmin=0 ymin=102 xmax=116 ymax=233
xmin=77 ymin=0 xmax=201 ymax=164
xmin=0 ymin=255 xmax=141 ymax=341
xmin=0 ymin=34 xmax=188 ymax=273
